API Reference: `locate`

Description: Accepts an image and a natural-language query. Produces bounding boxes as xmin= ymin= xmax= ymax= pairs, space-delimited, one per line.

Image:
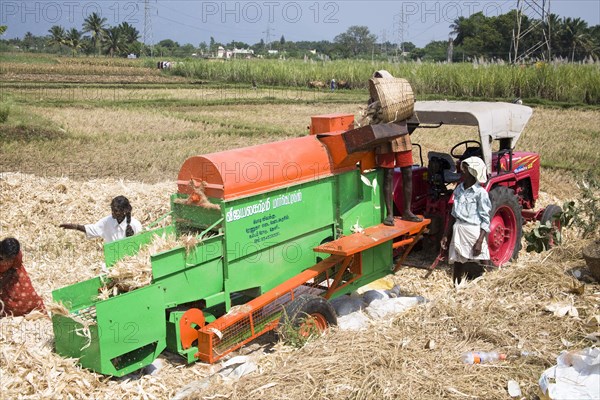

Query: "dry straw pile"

xmin=1 ymin=172 xmax=598 ymax=399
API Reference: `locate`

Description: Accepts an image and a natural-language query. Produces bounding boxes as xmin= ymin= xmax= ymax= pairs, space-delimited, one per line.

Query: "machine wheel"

xmin=540 ymin=204 xmax=562 ymax=227
xmin=278 ymin=295 xmax=337 ymax=339
xmin=540 ymin=204 xmax=563 ymax=247
xmin=488 ymin=186 xmax=523 ymax=266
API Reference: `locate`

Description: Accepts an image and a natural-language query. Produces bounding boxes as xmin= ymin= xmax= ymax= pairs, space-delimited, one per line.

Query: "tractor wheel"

xmin=488 ymin=186 xmax=523 ymax=266
xmin=278 ymin=295 xmax=337 ymax=341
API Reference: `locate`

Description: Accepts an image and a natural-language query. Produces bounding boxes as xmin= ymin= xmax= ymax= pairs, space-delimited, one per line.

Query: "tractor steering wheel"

xmin=450 ymin=140 xmax=482 ymax=160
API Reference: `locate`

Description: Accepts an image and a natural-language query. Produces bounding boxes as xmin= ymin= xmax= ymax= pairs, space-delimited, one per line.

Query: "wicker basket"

xmin=582 ymin=241 xmax=600 ymax=282
xmin=368 ymin=77 xmax=415 ymax=123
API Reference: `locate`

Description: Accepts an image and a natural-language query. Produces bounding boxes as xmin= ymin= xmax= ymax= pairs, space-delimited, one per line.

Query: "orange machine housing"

xmin=309 ymin=113 xmax=355 ymax=135
xmin=178 ymin=115 xmax=377 ymax=200
xmin=178 ymin=135 xmax=334 ymax=200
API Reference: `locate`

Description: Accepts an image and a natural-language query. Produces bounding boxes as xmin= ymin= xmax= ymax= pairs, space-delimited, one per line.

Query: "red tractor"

xmin=392 ymin=101 xmax=559 ymax=266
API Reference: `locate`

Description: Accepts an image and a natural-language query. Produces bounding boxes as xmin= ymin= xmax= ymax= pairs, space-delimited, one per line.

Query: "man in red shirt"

xmin=0 ymin=237 xmax=45 ymax=318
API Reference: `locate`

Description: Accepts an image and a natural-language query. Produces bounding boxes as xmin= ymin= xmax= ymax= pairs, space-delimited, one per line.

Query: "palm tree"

xmin=103 ymin=27 xmax=124 ymax=57
xmin=23 ymin=32 xmax=35 ymax=50
xmin=562 ymin=17 xmax=591 ymax=62
xmin=82 ymin=12 xmax=107 ymax=56
xmin=547 ymin=13 xmax=562 ymax=58
xmin=119 ymin=22 xmax=140 ymax=43
xmin=48 ymin=25 xmax=65 ymax=51
xmin=119 ymin=22 xmax=140 ymax=54
xmin=65 ymin=28 xmax=82 ymax=56
xmin=450 ymin=16 xmax=468 ymax=45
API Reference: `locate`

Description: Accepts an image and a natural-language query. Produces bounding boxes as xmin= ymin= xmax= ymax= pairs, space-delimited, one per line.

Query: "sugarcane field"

xmin=1 ymin=18 xmax=600 ymax=398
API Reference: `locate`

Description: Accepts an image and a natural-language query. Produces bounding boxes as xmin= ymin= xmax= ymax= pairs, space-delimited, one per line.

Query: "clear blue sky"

xmin=2 ymin=0 xmax=599 ymax=47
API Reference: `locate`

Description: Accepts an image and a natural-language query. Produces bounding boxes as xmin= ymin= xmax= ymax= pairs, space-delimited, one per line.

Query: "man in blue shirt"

xmin=441 ymin=156 xmax=491 ymax=283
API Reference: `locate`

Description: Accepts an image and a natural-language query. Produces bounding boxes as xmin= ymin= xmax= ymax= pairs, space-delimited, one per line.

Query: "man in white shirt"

xmin=60 ymin=196 xmax=143 ymax=243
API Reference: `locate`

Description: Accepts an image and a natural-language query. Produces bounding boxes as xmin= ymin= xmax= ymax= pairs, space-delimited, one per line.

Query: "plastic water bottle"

xmin=462 ymin=351 xmax=507 ymax=364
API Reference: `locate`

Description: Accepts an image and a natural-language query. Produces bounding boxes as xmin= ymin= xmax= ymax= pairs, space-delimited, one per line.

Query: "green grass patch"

xmin=0 ymin=52 xmax=59 ymax=64
xmin=0 ymin=104 xmax=66 ymax=142
xmin=0 ymin=101 xmax=11 ymax=122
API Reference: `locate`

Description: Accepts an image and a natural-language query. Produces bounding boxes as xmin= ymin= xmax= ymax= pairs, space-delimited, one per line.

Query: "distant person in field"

xmin=0 ymin=237 xmax=45 ymax=318
xmin=441 ymin=156 xmax=491 ymax=284
xmin=60 ymin=196 xmax=142 ymax=243
xmin=330 ymin=78 xmax=336 ymax=92
xmin=371 ymin=70 xmax=422 ymax=225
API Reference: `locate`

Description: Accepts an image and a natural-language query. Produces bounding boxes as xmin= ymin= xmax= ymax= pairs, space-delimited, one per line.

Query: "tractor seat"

xmin=428 ymin=151 xmax=462 ymax=183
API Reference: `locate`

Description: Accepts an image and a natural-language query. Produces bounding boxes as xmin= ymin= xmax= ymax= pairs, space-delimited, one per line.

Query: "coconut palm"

xmin=82 ymin=12 xmax=107 ymax=56
xmin=119 ymin=22 xmax=140 ymax=43
xmin=119 ymin=22 xmax=140 ymax=54
xmin=48 ymin=25 xmax=65 ymax=51
xmin=65 ymin=28 xmax=82 ymax=56
xmin=103 ymin=27 xmax=124 ymax=57
xmin=562 ymin=17 xmax=592 ymax=62
xmin=450 ymin=16 xmax=468 ymax=45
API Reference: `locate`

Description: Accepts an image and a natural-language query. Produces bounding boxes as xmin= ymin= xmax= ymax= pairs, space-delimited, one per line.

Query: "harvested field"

xmin=1 ymin=55 xmax=599 ymax=398
xmin=1 ymin=172 xmax=598 ymax=399
xmin=0 ymin=73 xmax=188 ymax=84
xmin=0 ymin=59 xmax=187 ymax=84
xmin=1 ymin=101 xmax=598 ymax=186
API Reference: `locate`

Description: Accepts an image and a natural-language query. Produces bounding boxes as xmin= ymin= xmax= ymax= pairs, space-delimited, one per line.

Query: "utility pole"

xmin=393 ymin=11 xmax=408 ymax=60
xmin=511 ymin=0 xmax=551 ymax=63
xmin=143 ymin=0 xmax=154 ymax=57
xmin=447 ymin=36 xmax=454 ymax=63
xmin=262 ymin=25 xmax=274 ymax=50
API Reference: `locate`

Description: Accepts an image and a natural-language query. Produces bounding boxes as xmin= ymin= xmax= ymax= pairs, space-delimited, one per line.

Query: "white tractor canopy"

xmin=411 ymin=101 xmax=533 ymax=174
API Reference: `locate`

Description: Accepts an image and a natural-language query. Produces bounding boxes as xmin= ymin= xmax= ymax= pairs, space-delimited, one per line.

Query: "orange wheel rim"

xmin=298 ymin=313 xmax=328 ymax=337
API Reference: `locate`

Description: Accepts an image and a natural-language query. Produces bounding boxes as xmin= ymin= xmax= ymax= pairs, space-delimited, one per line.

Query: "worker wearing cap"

xmin=441 ymin=156 xmax=492 ymax=283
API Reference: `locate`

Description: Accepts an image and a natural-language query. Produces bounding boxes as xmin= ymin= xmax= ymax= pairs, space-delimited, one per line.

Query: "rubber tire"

xmin=279 ymin=294 xmax=337 ymax=333
xmin=488 ymin=186 xmax=523 ymax=266
xmin=540 ymin=203 xmax=562 ymax=248
xmin=540 ymin=204 xmax=562 ymax=227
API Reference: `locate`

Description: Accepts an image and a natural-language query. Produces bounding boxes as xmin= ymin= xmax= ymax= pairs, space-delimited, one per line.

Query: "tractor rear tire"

xmin=278 ymin=295 xmax=337 ymax=339
xmin=488 ymin=186 xmax=523 ymax=266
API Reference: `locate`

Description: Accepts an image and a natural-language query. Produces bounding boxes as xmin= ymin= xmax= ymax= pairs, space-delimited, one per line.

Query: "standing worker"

xmin=371 ymin=70 xmax=422 ymax=225
xmin=440 ymin=156 xmax=492 ymax=283
xmin=59 ymin=195 xmax=143 ymax=243
xmin=0 ymin=237 xmax=45 ymax=318
xmin=330 ymin=78 xmax=336 ymax=92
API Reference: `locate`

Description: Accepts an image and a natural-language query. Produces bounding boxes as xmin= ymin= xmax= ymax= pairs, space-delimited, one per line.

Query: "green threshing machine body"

xmin=52 ymin=115 xmax=425 ymax=375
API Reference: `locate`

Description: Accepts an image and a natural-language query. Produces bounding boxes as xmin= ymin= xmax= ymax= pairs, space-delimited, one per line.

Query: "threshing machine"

xmin=52 ymin=114 xmax=430 ymax=376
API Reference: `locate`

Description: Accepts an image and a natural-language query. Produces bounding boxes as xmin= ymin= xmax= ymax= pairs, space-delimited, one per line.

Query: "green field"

xmin=168 ymin=59 xmax=600 ymax=105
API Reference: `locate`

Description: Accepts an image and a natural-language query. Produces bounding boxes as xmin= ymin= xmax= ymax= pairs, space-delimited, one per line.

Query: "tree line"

xmin=1 ymin=10 xmax=598 ymax=61
xmin=1 ymin=13 xmax=143 ymax=57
